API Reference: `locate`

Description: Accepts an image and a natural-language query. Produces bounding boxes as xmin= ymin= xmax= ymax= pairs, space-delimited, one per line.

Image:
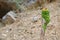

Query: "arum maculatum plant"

xmin=42 ymin=8 xmax=50 ymax=32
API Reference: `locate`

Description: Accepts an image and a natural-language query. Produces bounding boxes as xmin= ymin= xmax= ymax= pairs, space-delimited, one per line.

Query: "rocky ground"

xmin=0 ymin=2 xmax=60 ymax=40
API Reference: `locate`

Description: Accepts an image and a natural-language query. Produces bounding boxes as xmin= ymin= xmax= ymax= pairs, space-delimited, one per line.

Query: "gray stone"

xmin=2 ymin=11 xmax=17 ymax=24
xmin=32 ymin=16 xmax=39 ymax=22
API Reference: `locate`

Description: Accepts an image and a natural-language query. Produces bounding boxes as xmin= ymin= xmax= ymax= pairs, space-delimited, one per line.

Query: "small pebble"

xmin=32 ymin=16 xmax=38 ymax=22
xmin=2 ymin=34 xmax=7 ymax=37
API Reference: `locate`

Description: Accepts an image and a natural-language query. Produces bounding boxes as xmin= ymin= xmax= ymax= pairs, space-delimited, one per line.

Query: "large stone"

xmin=2 ymin=11 xmax=17 ymax=24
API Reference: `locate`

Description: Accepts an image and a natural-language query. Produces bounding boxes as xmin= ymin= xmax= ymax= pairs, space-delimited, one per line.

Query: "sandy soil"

xmin=0 ymin=2 xmax=60 ymax=40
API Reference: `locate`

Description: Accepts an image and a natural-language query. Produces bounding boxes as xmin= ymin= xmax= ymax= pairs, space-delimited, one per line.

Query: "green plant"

xmin=42 ymin=8 xmax=50 ymax=32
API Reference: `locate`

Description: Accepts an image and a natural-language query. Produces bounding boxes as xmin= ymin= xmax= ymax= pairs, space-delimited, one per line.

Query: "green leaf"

xmin=42 ymin=24 xmax=47 ymax=32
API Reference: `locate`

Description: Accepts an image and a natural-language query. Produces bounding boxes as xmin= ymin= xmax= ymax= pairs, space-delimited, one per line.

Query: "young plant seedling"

xmin=42 ymin=8 xmax=50 ymax=32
